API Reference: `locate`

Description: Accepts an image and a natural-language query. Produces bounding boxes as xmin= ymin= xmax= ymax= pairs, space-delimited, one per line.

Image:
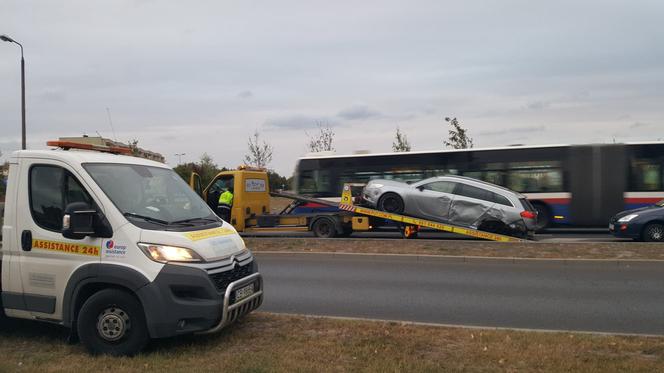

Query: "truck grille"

xmin=209 ymin=262 xmax=254 ymax=293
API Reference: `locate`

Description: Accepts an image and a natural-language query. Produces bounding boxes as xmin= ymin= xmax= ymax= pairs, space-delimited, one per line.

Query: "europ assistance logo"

xmin=103 ymin=239 xmax=127 ymax=258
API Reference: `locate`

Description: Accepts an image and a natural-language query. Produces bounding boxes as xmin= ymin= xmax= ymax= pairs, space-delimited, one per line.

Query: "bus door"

xmin=569 ymin=145 xmax=626 ymax=226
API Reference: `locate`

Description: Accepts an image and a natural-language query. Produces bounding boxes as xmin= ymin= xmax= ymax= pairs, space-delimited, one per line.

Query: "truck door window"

xmin=29 ymin=165 xmax=94 ymax=231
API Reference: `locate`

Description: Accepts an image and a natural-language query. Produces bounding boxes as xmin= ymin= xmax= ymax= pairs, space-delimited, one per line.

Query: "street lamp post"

xmin=174 ymin=153 xmax=186 ymax=165
xmin=1 ymin=34 xmax=26 ymax=150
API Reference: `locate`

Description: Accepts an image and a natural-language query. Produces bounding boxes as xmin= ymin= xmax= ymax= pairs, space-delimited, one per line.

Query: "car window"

xmin=421 ymin=181 xmax=457 ymax=193
xmin=455 ymin=183 xmax=494 ymax=203
xmin=493 ymin=193 xmax=513 ymax=207
xmin=30 ymin=165 xmax=94 ymax=231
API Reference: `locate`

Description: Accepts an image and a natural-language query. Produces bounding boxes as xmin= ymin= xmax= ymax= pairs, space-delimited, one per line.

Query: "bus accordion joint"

xmin=46 ymin=140 xmax=133 ymax=155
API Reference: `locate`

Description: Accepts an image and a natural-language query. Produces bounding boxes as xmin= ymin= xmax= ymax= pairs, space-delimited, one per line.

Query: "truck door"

xmin=189 ymin=172 xmax=202 ymax=197
xmin=411 ymin=181 xmax=458 ymax=221
xmin=14 ymin=161 xmax=101 ymax=320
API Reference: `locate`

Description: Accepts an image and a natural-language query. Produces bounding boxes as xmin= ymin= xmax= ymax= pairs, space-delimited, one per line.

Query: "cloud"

xmin=37 ymin=89 xmax=67 ymax=103
xmin=478 ymin=125 xmax=547 ymax=137
xmin=337 ymin=105 xmax=381 ymax=120
xmin=629 ymin=122 xmax=651 ymax=129
xmin=264 ymin=114 xmax=337 ymax=130
xmin=237 ymin=90 xmax=253 ymax=99
xmin=525 ymin=101 xmax=550 ymax=110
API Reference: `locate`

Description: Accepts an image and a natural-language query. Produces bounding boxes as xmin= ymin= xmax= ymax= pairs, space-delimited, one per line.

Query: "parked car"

xmin=609 ymin=200 xmax=664 ymax=241
xmin=362 ymin=175 xmax=538 ymax=238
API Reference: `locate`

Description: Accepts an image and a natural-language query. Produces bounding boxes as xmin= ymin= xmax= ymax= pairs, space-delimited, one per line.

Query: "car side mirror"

xmin=416 ymin=186 xmax=425 ymax=191
xmin=62 ymin=202 xmax=113 ymax=240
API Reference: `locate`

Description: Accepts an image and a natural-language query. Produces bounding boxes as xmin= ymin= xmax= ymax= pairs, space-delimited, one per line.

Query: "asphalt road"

xmin=257 ymin=252 xmax=664 ymax=335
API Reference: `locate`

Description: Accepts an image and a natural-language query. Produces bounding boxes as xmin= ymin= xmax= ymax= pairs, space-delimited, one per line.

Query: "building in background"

xmin=59 ymin=136 xmax=165 ymax=163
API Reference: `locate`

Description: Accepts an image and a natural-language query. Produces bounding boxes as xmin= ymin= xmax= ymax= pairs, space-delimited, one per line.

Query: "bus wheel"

xmin=643 ymin=223 xmax=664 ymax=242
xmin=77 ymin=288 xmax=149 ymax=356
xmin=378 ymin=193 xmax=404 ymax=214
xmin=532 ymin=203 xmax=551 ymax=232
xmin=313 ymin=218 xmax=337 ymax=238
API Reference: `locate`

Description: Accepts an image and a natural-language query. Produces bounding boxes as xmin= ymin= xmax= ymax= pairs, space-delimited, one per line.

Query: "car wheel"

xmin=77 ymin=288 xmax=149 ymax=356
xmin=377 ymin=193 xmax=405 ymax=214
xmin=532 ymin=203 xmax=550 ymax=232
xmin=642 ymin=223 xmax=664 ymax=242
xmin=313 ymin=218 xmax=337 ymax=238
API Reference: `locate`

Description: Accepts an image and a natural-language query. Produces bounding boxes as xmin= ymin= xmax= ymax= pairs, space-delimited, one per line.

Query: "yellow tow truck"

xmin=190 ymin=167 xmax=525 ymax=242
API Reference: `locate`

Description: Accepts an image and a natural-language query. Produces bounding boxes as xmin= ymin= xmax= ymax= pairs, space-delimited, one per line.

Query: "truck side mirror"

xmin=62 ymin=202 xmax=113 ymax=239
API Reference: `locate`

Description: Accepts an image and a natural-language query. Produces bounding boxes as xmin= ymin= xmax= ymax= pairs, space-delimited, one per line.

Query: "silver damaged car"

xmin=362 ymin=176 xmax=538 ymax=238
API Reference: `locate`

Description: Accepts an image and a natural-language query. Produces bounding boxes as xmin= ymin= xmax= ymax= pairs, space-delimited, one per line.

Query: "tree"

xmin=443 ymin=117 xmax=474 ymax=149
xmin=244 ymin=130 xmax=273 ymax=169
xmin=267 ymin=171 xmax=293 ymax=191
xmin=306 ymin=122 xmax=335 ymax=152
xmin=127 ymin=139 xmax=140 ymax=156
xmin=173 ymin=153 xmax=225 ymax=188
xmin=392 ymin=127 xmax=411 ymax=152
xmin=0 ymin=160 xmax=7 ymax=203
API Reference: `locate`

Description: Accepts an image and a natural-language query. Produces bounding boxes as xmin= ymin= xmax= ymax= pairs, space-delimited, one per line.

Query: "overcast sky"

xmin=1 ymin=0 xmax=662 ymax=174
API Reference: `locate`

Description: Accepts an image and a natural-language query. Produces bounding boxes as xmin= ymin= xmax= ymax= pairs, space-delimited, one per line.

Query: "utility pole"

xmin=1 ymin=34 xmax=26 ymax=149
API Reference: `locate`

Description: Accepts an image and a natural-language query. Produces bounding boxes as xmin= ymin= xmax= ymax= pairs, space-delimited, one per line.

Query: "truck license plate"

xmin=234 ymin=284 xmax=254 ymax=302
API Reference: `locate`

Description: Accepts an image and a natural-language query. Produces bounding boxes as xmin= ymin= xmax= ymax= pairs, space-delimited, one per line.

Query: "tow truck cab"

xmin=0 ymin=147 xmax=263 ymax=355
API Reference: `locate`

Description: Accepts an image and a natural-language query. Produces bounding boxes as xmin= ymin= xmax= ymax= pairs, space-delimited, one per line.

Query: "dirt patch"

xmin=246 ymin=237 xmax=664 ymax=260
xmin=1 ymin=313 xmax=662 ymax=372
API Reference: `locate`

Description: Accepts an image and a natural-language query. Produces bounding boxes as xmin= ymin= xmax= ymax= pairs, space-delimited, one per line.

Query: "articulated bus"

xmin=292 ymin=142 xmax=664 ymax=229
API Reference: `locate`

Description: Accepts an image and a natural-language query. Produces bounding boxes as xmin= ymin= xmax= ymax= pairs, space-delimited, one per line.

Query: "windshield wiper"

xmin=171 ymin=216 xmax=219 ymax=224
xmin=123 ymin=212 xmax=170 ymax=226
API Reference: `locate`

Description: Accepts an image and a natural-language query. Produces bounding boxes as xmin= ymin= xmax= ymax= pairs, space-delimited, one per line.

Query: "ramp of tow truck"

xmin=339 ymin=184 xmax=526 ymax=242
xmin=270 ymin=191 xmax=340 ymax=208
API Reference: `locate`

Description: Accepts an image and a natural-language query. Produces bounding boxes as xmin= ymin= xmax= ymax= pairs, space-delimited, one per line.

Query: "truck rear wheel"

xmin=313 ymin=218 xmax=337 ymax=238
xmin=77 ymin=288 xmax=149 ymax=356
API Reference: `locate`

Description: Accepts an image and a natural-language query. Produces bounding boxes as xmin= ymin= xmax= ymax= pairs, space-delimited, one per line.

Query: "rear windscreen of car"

xmin=519 ymin=198 xmax=536 ymax=211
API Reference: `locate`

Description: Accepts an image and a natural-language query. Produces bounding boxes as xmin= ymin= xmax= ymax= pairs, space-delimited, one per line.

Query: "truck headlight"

xmin=617 ymin=214 xmax=638 ymax=223
xmin=138 ymin=243 xmax=204 ymax=263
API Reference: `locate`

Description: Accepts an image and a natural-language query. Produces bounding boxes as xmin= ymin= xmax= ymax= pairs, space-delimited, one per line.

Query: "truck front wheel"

xmin=77 ymin=288 xmax=149 ymax=356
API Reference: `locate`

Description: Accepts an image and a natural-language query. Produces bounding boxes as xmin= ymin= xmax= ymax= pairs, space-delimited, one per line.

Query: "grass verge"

xmin=0 ymin=313 xmax=662 ymax=372
xmin=246 ymin=237 xmax=664 ymax=260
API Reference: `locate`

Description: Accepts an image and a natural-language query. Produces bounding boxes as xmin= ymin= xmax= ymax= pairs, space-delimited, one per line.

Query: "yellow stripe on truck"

xmin=32 ymin=239 xmax=100 ymax=256
xmin=183 ymin=227 xmax=236 ymax=241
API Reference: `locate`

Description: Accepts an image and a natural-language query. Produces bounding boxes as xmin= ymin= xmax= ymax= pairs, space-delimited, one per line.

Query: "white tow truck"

xmin=0 ymin=142 xmax=263 ymax=355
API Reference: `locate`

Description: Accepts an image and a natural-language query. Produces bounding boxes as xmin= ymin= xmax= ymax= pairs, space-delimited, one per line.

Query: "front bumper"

xmin=137 ymin=258 xmax=263 ymax=339
xmin=609 ymin=220 xmax=641 ymax=239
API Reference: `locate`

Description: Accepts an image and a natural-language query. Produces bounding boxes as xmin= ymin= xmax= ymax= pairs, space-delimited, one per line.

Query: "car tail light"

xmin=520 ymin=210 xmax=537 ymax=219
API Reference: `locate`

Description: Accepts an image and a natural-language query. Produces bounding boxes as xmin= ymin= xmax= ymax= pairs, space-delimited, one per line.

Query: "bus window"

xmin=507 ymin=161 xmax=563 ymax=193
xmin=298 ymin=169 xmax=331 ymax=194
xmin=630 ymin=160 xmax=661 ymax=191
xmin=462 ymin=171 xmax=505 ymax=186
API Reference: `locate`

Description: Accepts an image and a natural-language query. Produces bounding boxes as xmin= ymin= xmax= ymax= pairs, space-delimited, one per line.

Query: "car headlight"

xmin=368 ymin=183 xmax=384 ymax=189
xmin=617 ymin=214 xmax=638 ymax=223
xmin=138 ymin=243 xmax=204 ymax=263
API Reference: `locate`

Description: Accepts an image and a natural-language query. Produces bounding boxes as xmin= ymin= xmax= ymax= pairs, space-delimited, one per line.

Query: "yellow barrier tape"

xmin=32 ymin=239 xmax=100 ymax=256
xmin=183 ymin=227 xmax=236 ymax=241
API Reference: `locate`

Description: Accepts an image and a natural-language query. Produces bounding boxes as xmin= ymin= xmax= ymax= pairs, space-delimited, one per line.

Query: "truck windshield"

xmin=83 ymin=163 xmax=220 ymax=230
